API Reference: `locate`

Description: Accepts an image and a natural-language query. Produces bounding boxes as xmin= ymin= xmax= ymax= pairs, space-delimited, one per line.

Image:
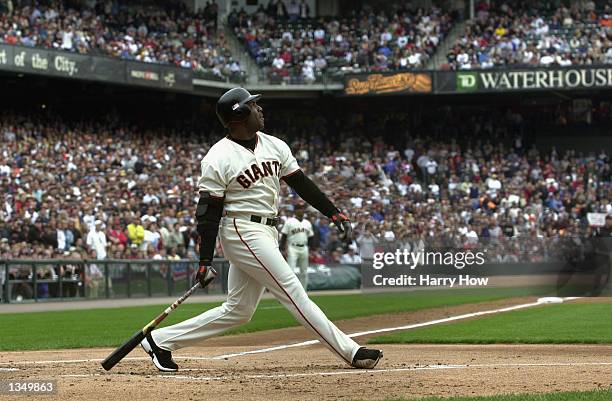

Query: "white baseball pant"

xmin=152 ymin=217 xmax=360 ymax=365
xmin=287 ymin=244 xmax=309 ymax=290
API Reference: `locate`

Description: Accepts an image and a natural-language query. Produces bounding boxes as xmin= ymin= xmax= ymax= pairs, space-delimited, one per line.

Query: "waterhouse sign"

xmin=344 ymin=72 xmax=432 ymax=95
xmin=437 ymin=66 xmax=612 ymax=93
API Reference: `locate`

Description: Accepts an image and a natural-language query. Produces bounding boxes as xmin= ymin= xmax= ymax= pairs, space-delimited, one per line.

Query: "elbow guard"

xmin=196 ymin=192 xmax=224 ymax=234
xmin=195 ymin=192 xmax=224 ymax=262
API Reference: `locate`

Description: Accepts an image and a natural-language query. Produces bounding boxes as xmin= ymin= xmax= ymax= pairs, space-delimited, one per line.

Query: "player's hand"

xmin=331 ymin=212 xmax=353 ymax=243
xmin=194 ymin=262 xmax=218 ymax=288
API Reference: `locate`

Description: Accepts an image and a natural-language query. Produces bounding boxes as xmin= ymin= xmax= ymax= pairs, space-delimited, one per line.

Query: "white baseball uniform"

xmin=152 ymin=132 xmax=360 ymax=365
xmin=281 ymin=216 xmax=313 ymax=289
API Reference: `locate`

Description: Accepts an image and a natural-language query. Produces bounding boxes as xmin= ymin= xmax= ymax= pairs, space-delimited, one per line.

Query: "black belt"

xmin=291 ymin=243 xmax=306 ymax=247
xmin=250 ymin=215 xmax=278 ymax=226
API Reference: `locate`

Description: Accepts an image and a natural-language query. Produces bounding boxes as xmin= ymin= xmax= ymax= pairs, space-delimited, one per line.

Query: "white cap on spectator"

xmin=383 ymin=231 xmax=395 ymax=241
xmin=95 ymin=220 xmax=102 ymax=226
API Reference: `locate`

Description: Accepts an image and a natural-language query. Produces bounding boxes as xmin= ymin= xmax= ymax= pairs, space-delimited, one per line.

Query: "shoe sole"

xmin=140 ymin=337 xmax=178 ymax=372
xmin=352 ymin=350 xmax=383 ymax=369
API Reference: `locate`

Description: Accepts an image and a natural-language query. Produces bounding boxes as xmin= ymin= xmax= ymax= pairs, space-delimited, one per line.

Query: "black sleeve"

xmin=195 ymin=193 xmax=224 ymax=263
xmin=282 ymin=170 xmax=338 ymax=218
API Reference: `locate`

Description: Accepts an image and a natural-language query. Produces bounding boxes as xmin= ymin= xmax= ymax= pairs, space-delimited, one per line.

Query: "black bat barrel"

xmin=101 ymin=330 xmax=146 ymax=371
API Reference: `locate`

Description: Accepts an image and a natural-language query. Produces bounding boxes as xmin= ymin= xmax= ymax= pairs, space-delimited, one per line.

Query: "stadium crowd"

xmin=229 ymin=2 xmax=453 ymax=83
xmin=446 ymin=0 xmax=612 ymax=69
xmin=0 ymin=0 xmax=245 ymax=80
xmin=4 ymin=0 xmax=612 ymax=85
xmin=0 ymin=107 xmax=610 ymax=271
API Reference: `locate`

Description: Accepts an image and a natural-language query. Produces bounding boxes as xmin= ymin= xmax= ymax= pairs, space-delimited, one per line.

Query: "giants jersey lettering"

xmin=281 ymin=217 xmax=314 ymax=246
xmin=197 ymin=132 xmax=299 ymax=216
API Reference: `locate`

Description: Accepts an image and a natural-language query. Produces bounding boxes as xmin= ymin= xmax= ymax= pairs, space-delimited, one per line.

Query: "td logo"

xmin=457 ymin=72 xmax=477 ymax=91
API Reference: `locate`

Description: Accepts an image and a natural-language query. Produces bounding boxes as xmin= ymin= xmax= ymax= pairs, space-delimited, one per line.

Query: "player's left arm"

xmin=282 ymin=171 xmax=351 ymax=242
xmin=278 ymin=140 xmax=351 ymax=242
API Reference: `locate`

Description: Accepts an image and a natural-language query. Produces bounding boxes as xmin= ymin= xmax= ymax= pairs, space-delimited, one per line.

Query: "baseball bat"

xmin=101 ymin=267 xmax=217 ymax=371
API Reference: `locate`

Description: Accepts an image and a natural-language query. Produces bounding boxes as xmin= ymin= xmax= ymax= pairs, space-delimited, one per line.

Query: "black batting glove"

xmin=331 ymin=212 xmax=353 ymax=243
xmin=194 ymin=262 xmax=218 ymax=288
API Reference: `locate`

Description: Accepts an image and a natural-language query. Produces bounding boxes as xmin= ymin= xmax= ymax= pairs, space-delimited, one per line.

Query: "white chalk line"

xmin=0 ymin=296 xmax=581 ymax=367
xmin=209 ymin=297 xmax=579 ymax=360
xmin=57 ymin=362 xmax=612 ymax=382
xmin=0 ymin=367 xmax=19 ymax=371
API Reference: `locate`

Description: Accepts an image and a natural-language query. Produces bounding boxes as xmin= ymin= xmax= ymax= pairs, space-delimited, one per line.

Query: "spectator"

xmin=86 ymin=220 xmax=107 ymax=260
xmin=127 ymin=216 xmax=145 ymax=246
xmin=340 ymin=248 xmax=362 ymax=264
xmin=162 ymin=223 xmax=185 ymax=251
xmin=356 ymin=225 xmax=378 ymax=261
xmin=108 ymin=221 xmax=128 ymax=247
xmin=84 ymin=249 xmax=104 ymax=298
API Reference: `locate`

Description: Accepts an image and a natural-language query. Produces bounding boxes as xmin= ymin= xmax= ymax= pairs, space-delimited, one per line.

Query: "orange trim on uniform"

xmin=281 ymin=168 xmax=301 ymax=180
xmin=198 ymin=191 xmax=225 ymax=201
xmin=232 ymin=218 xmax=352 ymax=366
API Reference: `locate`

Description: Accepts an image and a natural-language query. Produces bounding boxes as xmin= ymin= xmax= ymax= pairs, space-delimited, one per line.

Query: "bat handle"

xmin=168 ymin=267 xmax=218 ymax=312
xmin=202 ymin=266 xmax=218 ymax=286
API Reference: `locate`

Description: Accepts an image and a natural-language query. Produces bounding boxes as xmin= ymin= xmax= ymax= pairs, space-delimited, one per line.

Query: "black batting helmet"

xmin=216 ymin=87 xmax=262 ymax=128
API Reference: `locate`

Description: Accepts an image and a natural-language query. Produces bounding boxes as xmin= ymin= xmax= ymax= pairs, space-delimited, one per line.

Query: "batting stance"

xmin=280 ymin=204 xmax=314 ymax=290
xmin=141 ymin=88 xmax=382 ymax=372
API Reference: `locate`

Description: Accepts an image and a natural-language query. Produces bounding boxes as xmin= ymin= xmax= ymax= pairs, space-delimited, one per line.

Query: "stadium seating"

xmin=229 ymin=4 xmax=453 ymax=83
xmin=4 ymin=0 xmax=609 ymax=84
xmin=0 ymin=0 xmax=246 ymax=81
xmin=0 ymin=109 xmax=609 ymax=267
xmin=445 ymin=1 xmax=612 ymax=69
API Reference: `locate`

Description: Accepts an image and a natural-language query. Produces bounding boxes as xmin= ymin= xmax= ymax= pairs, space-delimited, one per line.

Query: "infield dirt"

xmin=2 ymin=298 xmax=611 ymax=401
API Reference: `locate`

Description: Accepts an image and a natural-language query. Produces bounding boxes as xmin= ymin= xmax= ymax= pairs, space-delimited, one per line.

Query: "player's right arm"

xmin=194 ymin=157 xmax=226 ymax=286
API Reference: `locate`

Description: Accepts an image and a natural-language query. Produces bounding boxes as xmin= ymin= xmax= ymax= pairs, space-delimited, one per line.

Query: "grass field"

xmin=372 ymin=389 xmax=612 ymax=401
xmin=0 ymin=288 xmax=532 ymax=351
xmin=369 ymin=303 xmax=612 ymax=345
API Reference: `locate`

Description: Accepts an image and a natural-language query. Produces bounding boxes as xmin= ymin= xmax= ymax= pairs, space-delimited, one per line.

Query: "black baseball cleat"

xmin=141 ymin=332 xmax=178 ymax=372
xmin=351 ymin=347 xmax=383 ymax=369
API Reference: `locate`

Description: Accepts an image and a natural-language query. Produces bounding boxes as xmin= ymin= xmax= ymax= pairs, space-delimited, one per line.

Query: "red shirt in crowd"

xmin=108 ymin=229 xmax=128 ymax=246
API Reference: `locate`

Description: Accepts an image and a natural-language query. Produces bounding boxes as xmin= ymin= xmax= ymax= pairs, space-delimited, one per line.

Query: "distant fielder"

xmin=280 ymin=204 xmax=314 ymax=290
xmin=140 ymin=87 xmax=382 ymax=371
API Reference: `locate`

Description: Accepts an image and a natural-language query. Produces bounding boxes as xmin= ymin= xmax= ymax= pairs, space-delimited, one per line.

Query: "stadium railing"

xmin=0 ymin=258 xmax=230 ymax=303
xmin=0 ymin=259 xmax=362 ymax=303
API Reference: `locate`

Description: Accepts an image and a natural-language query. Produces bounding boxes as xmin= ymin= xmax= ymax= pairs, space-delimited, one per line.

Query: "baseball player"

xmin=141 ymin=87 xmax=382 ymax=372
xmin=280 ymin=204 xmax=314 ymax=290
